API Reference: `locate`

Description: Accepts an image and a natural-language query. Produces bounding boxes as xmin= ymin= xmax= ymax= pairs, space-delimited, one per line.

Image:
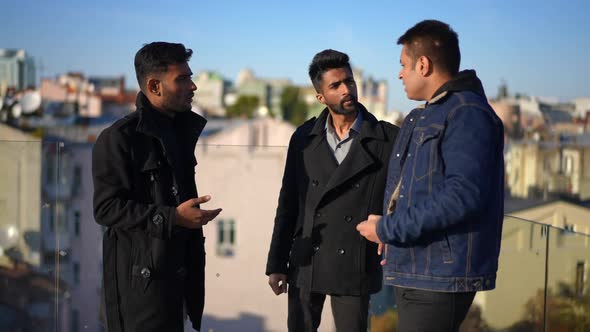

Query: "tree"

xmin=226 ymin=95 xmax=259 ymax=119
xmin=280 ymin=86 xmax=308 ymax=126
xmin=518 ymin=282 xmax=590 ymax=332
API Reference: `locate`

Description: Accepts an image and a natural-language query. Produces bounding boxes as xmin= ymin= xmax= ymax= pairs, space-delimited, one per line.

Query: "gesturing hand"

xmin=175 ymin=195 xmax=222 ymax=229
xmin=356 ymin=214 xmax=383 ymax=244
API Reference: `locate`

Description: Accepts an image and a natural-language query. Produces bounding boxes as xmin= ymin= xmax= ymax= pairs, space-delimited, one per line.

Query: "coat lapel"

xmin=302 ymin=109 xmax=338 ymax=186
xmin=321 ymin=138 xmax=373 ymax=196
xmin=320 ymin=105 xmax=384 ymax=197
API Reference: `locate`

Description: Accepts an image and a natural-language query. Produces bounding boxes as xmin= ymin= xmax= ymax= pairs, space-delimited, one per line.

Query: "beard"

xmin=161 ymin=93 xmax=192 ymax=113
xmin=329 ymin=95 xmax=358 ymax=115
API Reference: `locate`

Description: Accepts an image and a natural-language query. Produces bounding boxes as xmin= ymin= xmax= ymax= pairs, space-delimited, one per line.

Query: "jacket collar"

xmin=134 ymin=91 xmax=207 ymax=146
xmin=308 ymin=104 xmax=384 ymax=141
xmin=428 ymin=69 xmax=487 ymax=106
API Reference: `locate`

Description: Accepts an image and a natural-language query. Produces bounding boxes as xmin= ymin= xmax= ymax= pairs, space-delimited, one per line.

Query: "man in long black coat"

xmin=266 ymin=49 xmax=399 ymax=332
xmin=93 ymin=42 xmax=221 ymax=332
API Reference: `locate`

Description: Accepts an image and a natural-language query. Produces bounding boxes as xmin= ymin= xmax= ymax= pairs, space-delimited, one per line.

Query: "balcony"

xmin=43 ymin=182 xmax=74 ymax=201
xmin=41 ymin=230 xmax=71 ymax=253
xmin=2 ymin=138 xmax=590 ymax=332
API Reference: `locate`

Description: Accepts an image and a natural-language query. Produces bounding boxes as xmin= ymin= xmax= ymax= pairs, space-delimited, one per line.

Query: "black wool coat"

xmin=266 ymin=106 xmax=399 ymax=296
xmin=93 ymin=92 xmax=207 ymax=332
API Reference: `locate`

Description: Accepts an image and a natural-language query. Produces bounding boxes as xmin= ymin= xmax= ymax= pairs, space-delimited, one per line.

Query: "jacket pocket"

xmin=440 ymin=232 xmax=454 ymax=264
xmin=412 ymin=125 xmax=443 ymax=181
xmin=130 ymin=236 xmax=153 ymax=293
xmin=140 ymin=156 xmax=162 ymax=203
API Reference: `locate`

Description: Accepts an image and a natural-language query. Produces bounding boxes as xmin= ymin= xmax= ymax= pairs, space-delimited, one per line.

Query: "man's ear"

xmin=417 ymin=55 xmax=432 ymax=77
xmin=316 ymin=92 xmax=325 ymax=105
xmin=147 ymin=78 xmax=160 ymax=96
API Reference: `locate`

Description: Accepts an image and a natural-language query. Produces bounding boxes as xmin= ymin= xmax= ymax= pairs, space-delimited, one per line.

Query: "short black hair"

xmin=397 ymin=20 xmax=460 ymax=75
xmin=308 ymin=49 xmax=352 ymax=92
xmin=134 ymin=42 xmax=193 ymax=91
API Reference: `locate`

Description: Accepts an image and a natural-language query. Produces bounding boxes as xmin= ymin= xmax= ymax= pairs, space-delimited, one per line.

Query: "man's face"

xmin=159 ymin=62 xmax=197 ymax=113
xmin=316 ymin=67 xmax=358 ymax=115
xmin=398 ymin=45 xmax=426 ymax=101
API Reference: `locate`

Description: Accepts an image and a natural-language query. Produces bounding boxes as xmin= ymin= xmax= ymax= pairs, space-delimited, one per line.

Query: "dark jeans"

xmin=288 ymin=285 xmax=369 ymax=332
xmin=394 ymin=287 xmax=475 ymax=332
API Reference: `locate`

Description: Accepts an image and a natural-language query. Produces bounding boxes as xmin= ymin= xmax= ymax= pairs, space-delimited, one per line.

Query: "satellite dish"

xmin=11 ymin=103 xmax=22 ymax=118
xmin=20 ymin=90 xmax=42 ymax=114
xmin=0 ymin=224 xmax=19 ymax=251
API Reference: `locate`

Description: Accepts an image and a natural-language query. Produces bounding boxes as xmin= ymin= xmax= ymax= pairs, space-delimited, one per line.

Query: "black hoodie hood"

xmin=430 ymin=70 xmax=487 ymax=104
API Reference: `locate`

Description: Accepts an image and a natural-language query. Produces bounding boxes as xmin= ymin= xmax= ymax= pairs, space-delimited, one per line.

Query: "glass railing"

xmin=2 ymin=139 xmax=590 ymax=332
xmin=0 ymin=139 xmax=69 ymax=332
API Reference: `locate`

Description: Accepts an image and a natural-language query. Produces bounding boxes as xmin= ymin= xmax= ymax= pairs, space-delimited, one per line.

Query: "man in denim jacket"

xmin=357 ymin=20 xmax=504 ymax=331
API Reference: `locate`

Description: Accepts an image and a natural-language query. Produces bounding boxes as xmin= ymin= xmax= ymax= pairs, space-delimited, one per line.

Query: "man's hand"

xmin=377 ymin=243 xmax=388 ymax=266
xmin=268 ymin=273 xmax=288 ymax=295
xmin=356 ymin=214 xmax=383 ymax=244
xmin=358 ymin=215 xmax=387 ymax=265
xmin=175 ymin=195 xmax=222 ymax=229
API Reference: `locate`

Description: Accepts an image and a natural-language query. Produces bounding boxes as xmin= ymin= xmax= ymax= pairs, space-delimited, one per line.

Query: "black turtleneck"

xmin=143 ymin=104 xmax=194 ymax=204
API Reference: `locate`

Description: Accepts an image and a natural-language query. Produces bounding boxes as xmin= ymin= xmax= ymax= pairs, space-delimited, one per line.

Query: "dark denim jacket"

xmin=377 ymin=70 xmax=505 ymax=292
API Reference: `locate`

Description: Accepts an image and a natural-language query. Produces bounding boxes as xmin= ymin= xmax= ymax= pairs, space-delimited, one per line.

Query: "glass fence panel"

xmin=369 ymin=215 xmax=550 ymax=332
xmin=545 ymin=224 xmax=590 ymax=332
xmin=0 ymin=140 xmax=69 ymax=332
xmin=471 ymin=216 xmax=549 ymax=332
xmin=9 ymin=139 xmax=590 ymax=332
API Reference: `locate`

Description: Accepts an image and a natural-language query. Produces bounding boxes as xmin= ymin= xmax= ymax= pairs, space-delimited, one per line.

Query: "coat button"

xmin=312 ymin=180 xmax=319 ymax=187
xmin=338 ymin=249 xmax=345 ymax=255
xmin=152 ymin=213 xmax=164 ymax=225
xmin=171 ymin=186 xmax=178 ymax=196
xmin=344 ymin=216 xmax=352 ymax=222
xmin=473 ymin=280 xmax=481 ymax=288
xmin=315 ymin=212 xmax=322 ymax=218
xmin=354 ymin=183 xmax=360 ymax=188
xmin=396 ymin=153 xmax=400 ymax=157
xmin=176 ymin=267 xmax=187 ymax=279
xmin=409 ymin=118 xmax=414 ymax=122
xmin=140 ymin=267 xmax=151 ymax=279
xmin=313 ymin=246 xmax=320 ymax=252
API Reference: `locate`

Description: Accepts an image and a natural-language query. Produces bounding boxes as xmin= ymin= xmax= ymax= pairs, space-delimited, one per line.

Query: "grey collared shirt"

xmin=325 ymin=111 xmax=363 ymax=164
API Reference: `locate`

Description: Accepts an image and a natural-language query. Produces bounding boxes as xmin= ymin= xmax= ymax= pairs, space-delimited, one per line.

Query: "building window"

xmin=576 ymin=261 xmax=585 ymax=297
xmin=48 ymin=202 xmax=67 ymax=232
xmin=71 ymin=309 xmax=79 ymax=332
xmin=72 ymin=165 xmax=82 ymax=194
xmin=216 ymin=219 xmax=236 ymax=257
xmin=529 ymin=224 xmax=535 ymax=250
xmin=46 ymin=154 xmax=56 ymax=185
xmin=74 ymin=211 xmax=80 ymax=236
xmin=557 ymin=219 xmax=576 ymax=247
xmin=73 ymin=261 xmax=80 ymax=285
xmin=48 ymin=206 xmax=55 ymax=231
xmin=564 ymin=156 xmax=573 ymax=175
xmin=56 ymin=203 xmax=67 ymax=232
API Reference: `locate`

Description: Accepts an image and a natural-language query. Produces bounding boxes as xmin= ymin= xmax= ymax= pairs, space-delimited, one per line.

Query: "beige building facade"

xmin=0 ymin=124 xmax=41 ymax=266
xmin=506 ymin=140 xmax=590 ymax=200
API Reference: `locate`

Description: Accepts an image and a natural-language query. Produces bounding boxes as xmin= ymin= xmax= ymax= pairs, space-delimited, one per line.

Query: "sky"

xmin=1 ymin=0 xmax=589 ymax=113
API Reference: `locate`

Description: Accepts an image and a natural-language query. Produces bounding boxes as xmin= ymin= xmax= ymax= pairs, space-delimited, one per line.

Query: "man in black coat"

xmin=93 ymin=42 xmax=222 ymax=332
xmin=266 ymin=49 xmax=399 ymax=332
